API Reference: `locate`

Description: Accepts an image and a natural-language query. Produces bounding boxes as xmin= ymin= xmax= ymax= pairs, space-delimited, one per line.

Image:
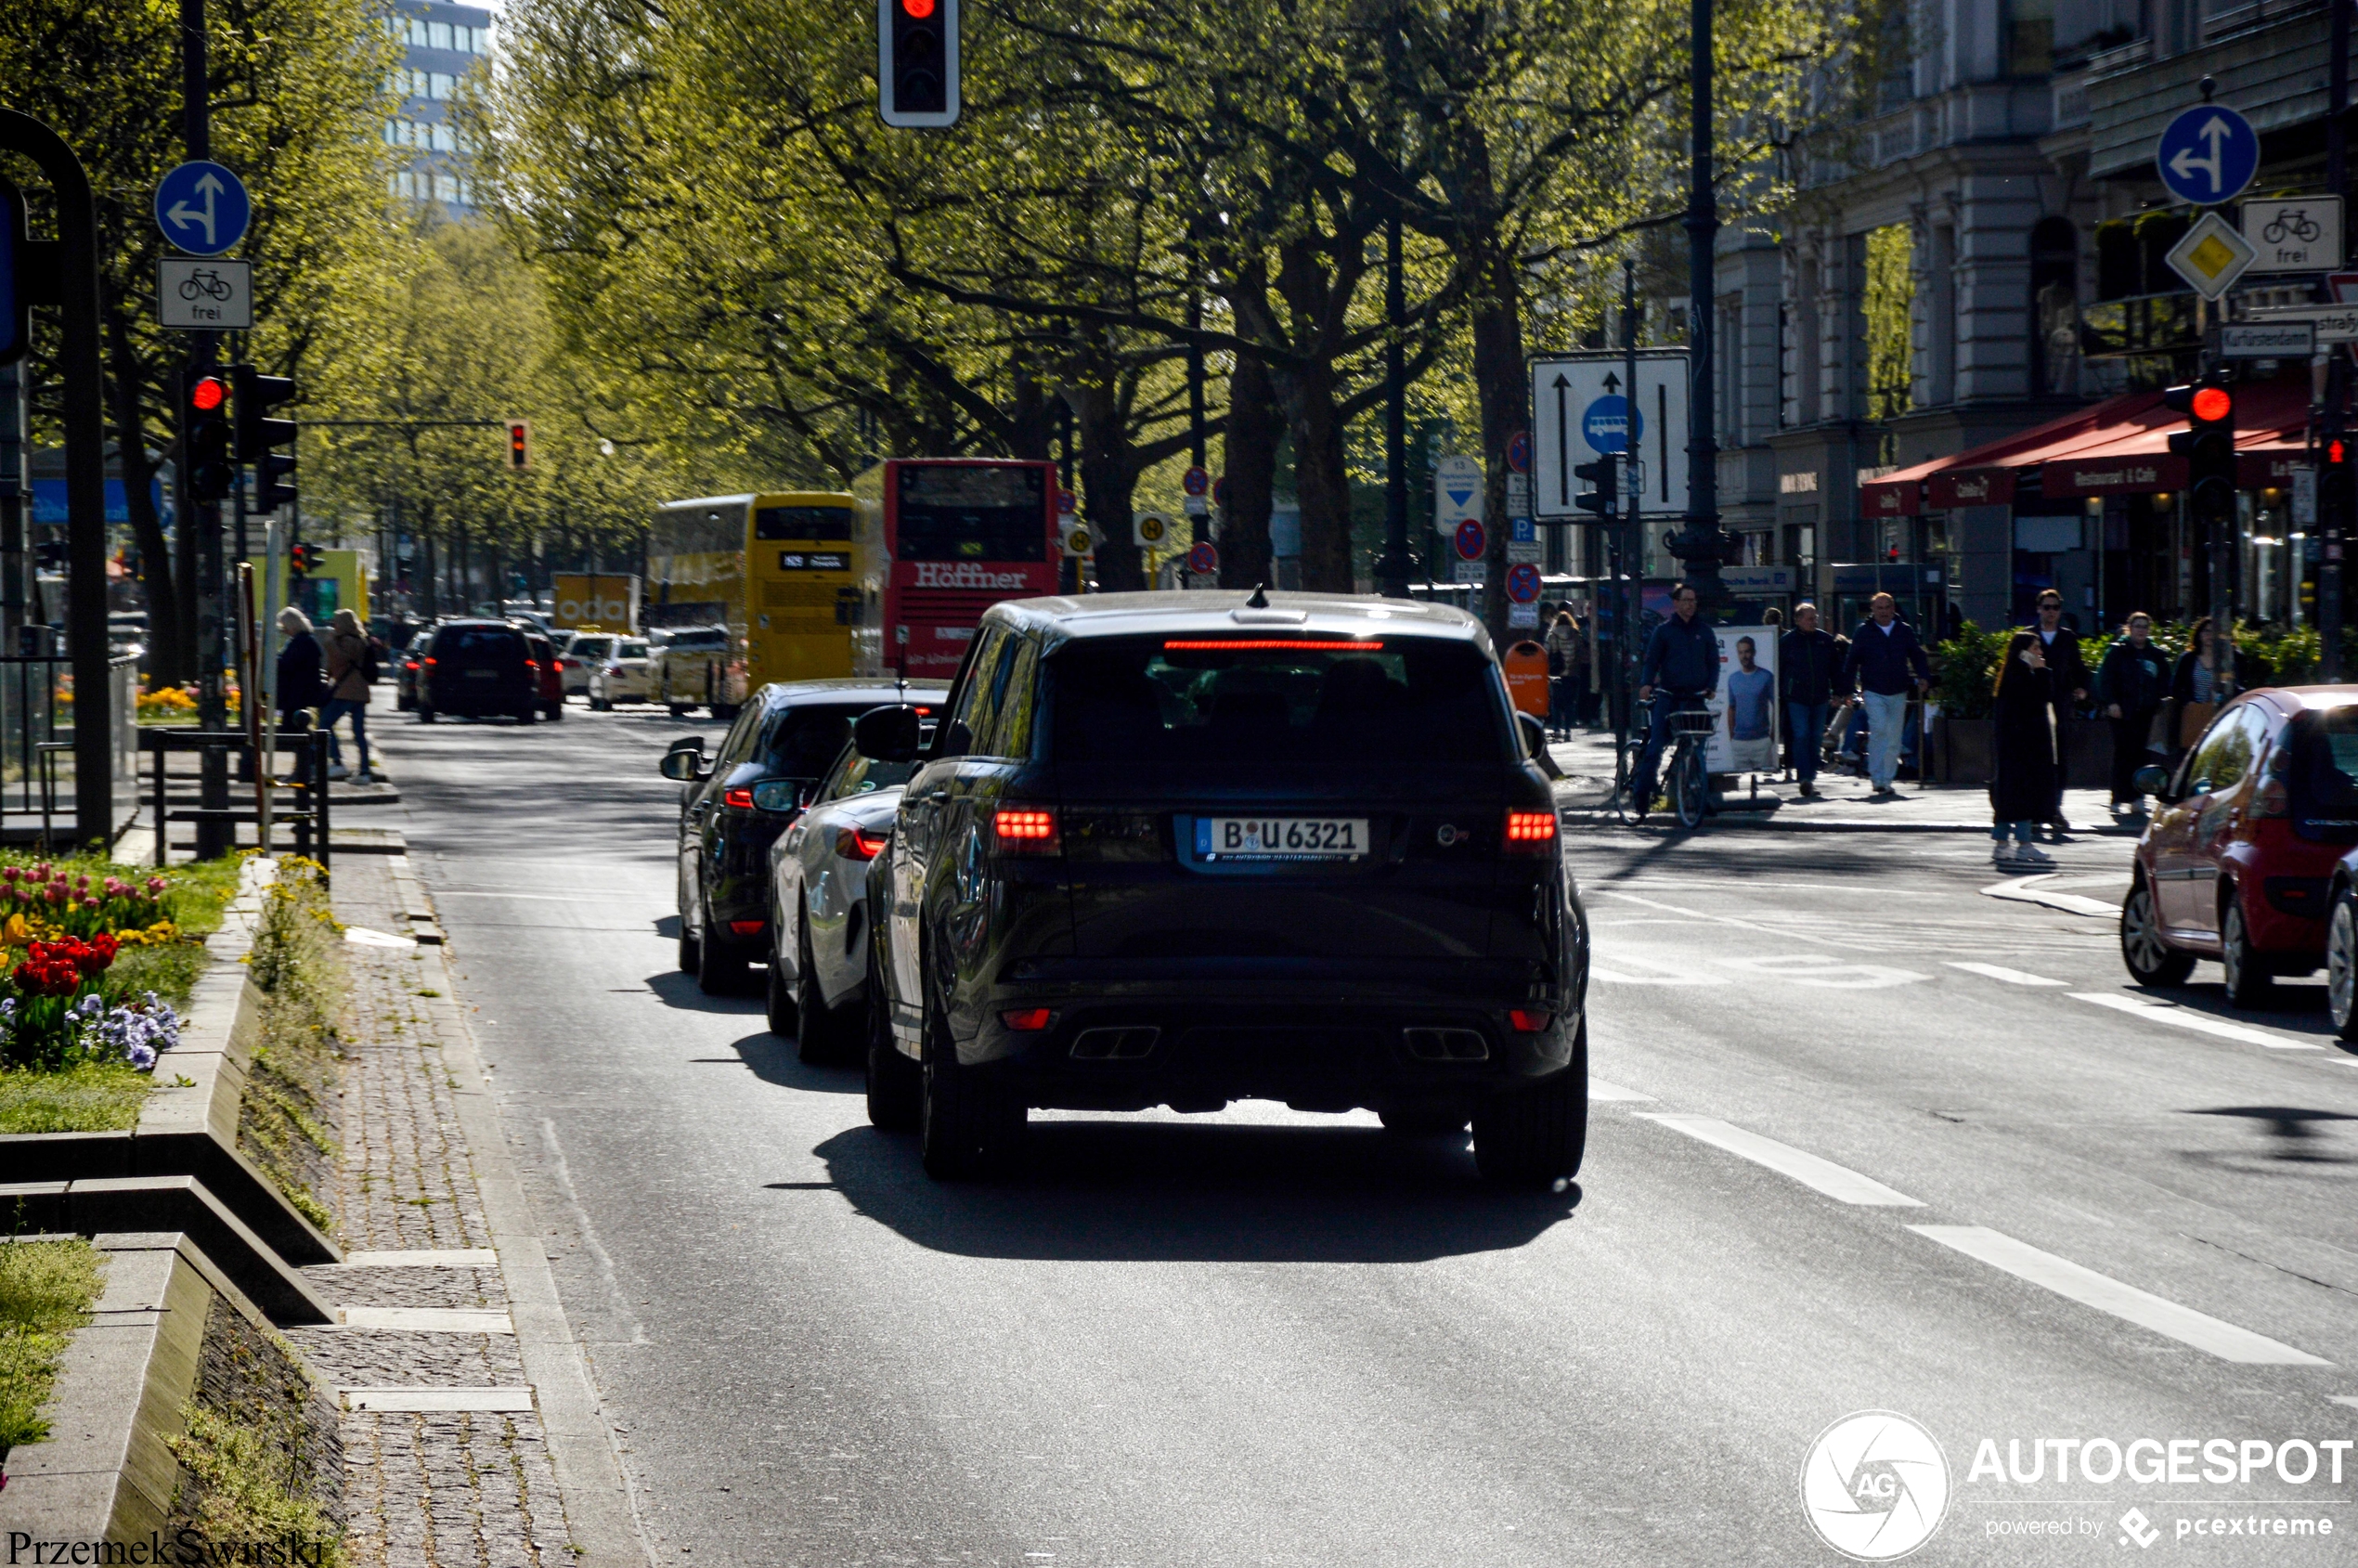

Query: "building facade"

xmin=383 ymin=1 xmax=493 ymax=214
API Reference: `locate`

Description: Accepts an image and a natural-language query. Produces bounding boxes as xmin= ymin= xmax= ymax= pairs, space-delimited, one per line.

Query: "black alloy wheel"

xmin=1470 ymin=1021 xmax=1588 ymax=1186
xmin=864 ymin=941 xmax=920 ymax=1131
xmin=2119 ymin=878 xmax=2193 ymax=987
xmin=917 ymin=984 xmax=1024 ymax=1179
xmin=2327 ymin=889 xmax=2358 ymax=1042
xmin=697 ymin=918 xmax=751 ymax=994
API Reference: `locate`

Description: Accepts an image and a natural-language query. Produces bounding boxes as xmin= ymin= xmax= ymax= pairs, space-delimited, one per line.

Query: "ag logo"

xmin=1800 ymin=1410 xmax=1949 ymax=1561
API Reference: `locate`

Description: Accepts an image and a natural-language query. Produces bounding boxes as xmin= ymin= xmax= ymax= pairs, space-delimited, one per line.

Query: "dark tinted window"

xmin=2289 ymin=707 xmax=2358 ymax=841
xmin=1050 ymin=634 xmax=1511 ymax=770
xmin=761 ymin=703 xmax=887 ymax=778
xmin=663 ymin=628 xmax=729 ymax=652
xmin=442 ymin=628 xmax=524 ymax=660
xmin=822 ymin=751 xmax=919 ymax=800
xmin=895 ymin=465 xmax=1047 ymax=562
xmin=755 ymin=505 xmax=854 ymax=541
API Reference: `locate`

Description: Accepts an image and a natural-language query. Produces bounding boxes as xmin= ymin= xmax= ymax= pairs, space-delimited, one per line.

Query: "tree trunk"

xmin=1288 ymin=371 xmax=1354 ymax=593
xmin=1071 ymin=382 xmax=1143 ymax=592
xmin=421 ymin=530 xmax=438 ymax=619
xmin=1218 ymin=348 xmax=1277 ymax=590
xmin=1471 ymin=244 xmax=1527 ymax=647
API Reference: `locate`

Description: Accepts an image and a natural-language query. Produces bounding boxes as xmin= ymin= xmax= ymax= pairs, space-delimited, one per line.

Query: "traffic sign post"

xmin=152 ymin=161 xmax=250 ymax=256
xmin=157 ymin=257 xmax=250 ymax=330
xmin=2166 ymin=213 xmax=2257 ymax=301
xmin=1530 ymin=351 xmax=1689 ymax=519
xmin=2156 ymin=104 xmax=2260 ymax=207
xmin=1186 ymin=539 xmax=1218 ymax=577
xmin=1504 ymin=563 xmax=1541 ymax=604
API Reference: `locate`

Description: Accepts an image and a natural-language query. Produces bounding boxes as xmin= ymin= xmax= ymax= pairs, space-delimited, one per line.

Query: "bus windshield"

xmin=756 ymin=505 xmax=853 ymax=541
xmin=896 ymin=465 xmax=1047 ymax=562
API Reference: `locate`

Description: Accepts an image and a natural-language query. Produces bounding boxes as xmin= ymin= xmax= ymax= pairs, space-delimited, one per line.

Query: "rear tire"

xmin=668 ymin=704 xmax=693 ymax=718
xmin=543 ymin=702 xmax=563 ymax=721
xmin=417 ymin=706 xmax=436 ymax=723
xmin=2328 ymin=889 xmax=2358 ymax=1042
xmin=918 ymin=991 xmax=1024 ymax=1179
xmin=864 ymin=946 xmax=920 ymax=1131
xmin=697 ymin=926 xmax=750 ymax=994
xmin=1471 ymin=1024 xmax=1588 ymax=1186
xmin=765 ymin=940 xmax=798 ymax=1038
xmin=677 ymin=925 xmax=701 ymax=976
xmin=2120 ymin=878 xmax=2192 ymax=986
xmin=795 ymin=916 xmax=855 ymax=1064
xmin=2221 ymin=898 xmax=2272 ymax=1008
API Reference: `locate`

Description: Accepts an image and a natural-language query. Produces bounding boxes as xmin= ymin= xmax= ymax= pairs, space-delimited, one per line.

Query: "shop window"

xmin=2007 ymin=0 xmax=2055 ymax=75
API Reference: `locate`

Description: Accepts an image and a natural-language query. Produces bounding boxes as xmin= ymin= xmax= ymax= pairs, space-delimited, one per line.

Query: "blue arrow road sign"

xmin=153 ymin=162 xmax=251 ymax=256
xmin=1582 ymin=395 xmax=1643 ymax=454
xmin=2156 ymin=105 xmax=2259 ymax=207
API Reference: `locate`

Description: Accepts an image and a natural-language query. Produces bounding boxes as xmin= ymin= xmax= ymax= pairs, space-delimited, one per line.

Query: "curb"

xmin=0 ymin=1179 xmax=334 ymax=1325
xmin=0 ymin=1230 xmax=301 ymax=1536
xmin=1557 ymin=807 xmax=2142 ymax=836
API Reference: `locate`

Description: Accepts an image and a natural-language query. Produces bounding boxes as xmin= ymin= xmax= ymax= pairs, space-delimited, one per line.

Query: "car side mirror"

xmin=853 ymin=704 xmax=922 ymax=763
xmin=751 ymin=779 xmax=801 ymax=812
xmin=939 ymin=719 xmax=973 ymax=758
xmin=659 ymin=737 xmax=706 ymax=783
xmin=1515 ymin=711 xmax=1565 ymax=780
xmin=2132 ymin=764 xmax=2170 ymax=799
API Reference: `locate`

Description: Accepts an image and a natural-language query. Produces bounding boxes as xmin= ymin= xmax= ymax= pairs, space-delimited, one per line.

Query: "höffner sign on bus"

xmin=912 ymin=562 xmax=1031 ymax=590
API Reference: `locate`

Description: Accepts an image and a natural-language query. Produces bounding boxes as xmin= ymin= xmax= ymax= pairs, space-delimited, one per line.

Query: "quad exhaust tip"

xmin=1403 ymin=1028 xmax=1490 ymax=1062
xmin=1070 ymin=1027 xmax=1160 ymax=1060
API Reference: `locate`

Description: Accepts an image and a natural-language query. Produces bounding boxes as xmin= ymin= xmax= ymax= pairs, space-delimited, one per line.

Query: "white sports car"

xmin=764 ymin=740 xmax=925 ymax=1061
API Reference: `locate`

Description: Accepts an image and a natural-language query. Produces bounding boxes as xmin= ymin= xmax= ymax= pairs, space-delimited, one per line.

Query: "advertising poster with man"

xmin=1707 ymin=626 xmax=1780 ymax=777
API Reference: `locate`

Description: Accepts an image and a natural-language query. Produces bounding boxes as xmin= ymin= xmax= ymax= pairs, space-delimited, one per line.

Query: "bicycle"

xmin=1628 ymin=693 xmax=1716 ymax=829
xmin=177 ymin=268 xmax=233 ymax=302
xmin=2263 ymin=210 xmax=2322 ymax=245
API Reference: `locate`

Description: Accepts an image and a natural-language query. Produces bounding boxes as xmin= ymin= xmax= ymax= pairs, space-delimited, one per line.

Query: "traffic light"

xmin=2165 ymin=379 xmax=2237 ymax=531
xmin=877 ymin=0 xmax=960 ymax=127
xmin=183 ymin=368 xmax=234 ymax=504
xmin=2324 ymin=432 xmax=2353 ymax=537
xmin=232 ymin=366 xmax=298 ymax=512
xmin=289 ymin=543 xmax=320 ymax=576
xmin=503 ymin=418 xmax=531 ymax=472
xmin=1573 ymin=455 xmax=1618 ymax=519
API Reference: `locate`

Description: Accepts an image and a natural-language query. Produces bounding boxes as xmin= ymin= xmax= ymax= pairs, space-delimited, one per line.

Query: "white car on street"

xmin=561 ymin=632 xmax=616 ymax=698
xmin=764 ymin=741 xmax=926 ymax=1061
xmin=587 ymin=638 xmax=654 ymax=708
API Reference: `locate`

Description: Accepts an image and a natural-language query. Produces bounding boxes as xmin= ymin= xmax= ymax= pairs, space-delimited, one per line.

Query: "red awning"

xmin=1855 ymin=374 xmax=2313 ymax=515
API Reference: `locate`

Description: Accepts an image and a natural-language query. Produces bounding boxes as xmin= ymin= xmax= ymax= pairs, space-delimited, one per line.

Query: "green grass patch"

xmin=0 ymin=1238 xmax=104 ymax=1455
xmin=0 ymin=1060 xmax=154 ymax=1133
xmin=239 ymin=861 xmax=345 ymax=1238
xmin=167 ymin=1300 xmax=344 ymax=1565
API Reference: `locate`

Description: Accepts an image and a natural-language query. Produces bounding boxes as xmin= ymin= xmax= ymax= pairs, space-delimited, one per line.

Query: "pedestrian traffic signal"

xmin=877 ymin=0 xmax=960 ymax=127
xmin=231 ymin=366 xmax=298 ymax=512
xmin=1573 ymin=456 xmax=1618 ymax=519
xmin=289 ymin=543 xmax=320 ymax=576
xmin=183 ymin=369 xmax=235 ymax=504
xmin=503 ymin=419 xmax=531 ymax=472
xmin=2165 ymin=379 xmax=2236 ymax=528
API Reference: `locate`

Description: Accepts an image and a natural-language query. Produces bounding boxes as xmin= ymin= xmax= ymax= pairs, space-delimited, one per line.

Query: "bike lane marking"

xmin=1633 ymin=1115 xmax=1926 ymax=1206
xmin=1945 ymin=961 xmax=2068 ymax=986
xmin=2069 ymin=991 xmax=2326 ymax=1049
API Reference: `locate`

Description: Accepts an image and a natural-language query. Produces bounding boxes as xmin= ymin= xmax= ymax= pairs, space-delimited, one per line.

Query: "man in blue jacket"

xmin=1839 ymin=592 xmax=1931 ymax=797
xmin=1633 ymin=582 xmax=1721 ymax=815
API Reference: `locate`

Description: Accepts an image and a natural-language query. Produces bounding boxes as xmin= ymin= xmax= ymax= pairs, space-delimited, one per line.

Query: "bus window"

xmin=756 ymin=505 xmax=854 ymax=541
xmin=896 ymin=466 xmax=1048 ymax=561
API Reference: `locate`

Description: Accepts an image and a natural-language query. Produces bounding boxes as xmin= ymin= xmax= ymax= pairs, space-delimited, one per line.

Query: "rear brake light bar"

xmin=836 ymin=826 xmax=888 ymax=861
xmin=1504 ymin=810 xmax=1557 ymax=851
xmin=721 ymin=786 xmax=755 ymax=810
xmin=993 ymin=805 xmax=1060 ymax=855
xmin=1161 ymin=639 xmax=1382 ymax=651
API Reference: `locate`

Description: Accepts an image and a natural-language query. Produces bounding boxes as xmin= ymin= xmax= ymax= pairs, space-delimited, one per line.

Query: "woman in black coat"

xmin=1989 ymin=631 xmax=2059 ymax=867
xmin=2167 ymin=616 xmax=2265 ymax=762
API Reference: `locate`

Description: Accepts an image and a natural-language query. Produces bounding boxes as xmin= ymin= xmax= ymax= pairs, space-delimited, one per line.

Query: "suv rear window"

xmin=1049 ymin=634 xmax=1510 ymax=769
xmin=762 ymin=704 xmax=886 ymax=778
xmin=442 ymin=628 xmax=524 ymax=660
xmin=664 ymin=628 xmax=729 ymax=652
xmin=2289 ymin=706 xmax=2358 ymax=842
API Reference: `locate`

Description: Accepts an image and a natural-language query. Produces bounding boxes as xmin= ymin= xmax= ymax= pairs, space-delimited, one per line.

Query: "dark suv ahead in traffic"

xmin=854 ymin=591 xmax=1588 ymax=1184
xmin=409 ymin=620 xmax=540 ymax=723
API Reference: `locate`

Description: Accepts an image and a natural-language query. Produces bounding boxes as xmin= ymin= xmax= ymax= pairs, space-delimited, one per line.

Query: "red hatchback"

xmin=2123 ymin=686 xmax=2358 ymax=1004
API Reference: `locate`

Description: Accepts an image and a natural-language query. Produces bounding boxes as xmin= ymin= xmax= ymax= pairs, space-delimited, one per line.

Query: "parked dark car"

xmin=394 ymin=620 xmax=442 ymax=712
xmin=523 ymin=631 xmax=565 ymax=721
xmin=409 ymin=619 xmax=539 ymax=723
xmin=661 ymin=680 xmax=949 ymax=994
xmin=2124 ymin=686 xmax=2358 ymax=1005
xmin=853 ymin=591 xmax=1589 ymax=1184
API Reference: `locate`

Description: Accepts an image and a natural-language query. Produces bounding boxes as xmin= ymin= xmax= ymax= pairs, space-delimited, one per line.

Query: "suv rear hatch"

xmin=431 ymin=626 xmax=527 ymax=698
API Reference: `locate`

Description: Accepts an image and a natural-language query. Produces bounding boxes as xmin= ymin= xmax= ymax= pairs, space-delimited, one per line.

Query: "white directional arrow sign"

xmin=1528 ymin=349 xmax=1689 ymax=518
xmin=152 ymin=161 xmax=251 ymax=257
xmin=2155 ymin=104 xmax=2260 ymax=207
xmin=167 ymin=171 xmax=224 ymax=250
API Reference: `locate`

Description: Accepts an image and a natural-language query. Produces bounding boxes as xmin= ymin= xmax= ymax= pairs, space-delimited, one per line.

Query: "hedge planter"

xmin=1933 ymin=716 xmax=2115 ymax=791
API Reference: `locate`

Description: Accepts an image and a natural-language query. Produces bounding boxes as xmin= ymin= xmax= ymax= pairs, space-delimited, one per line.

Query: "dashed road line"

xmin=1635 ymin=1115 xmax=1926 ymax=1207
xmin=1587 ymin=1080 xmax=1657 ymax=1102
xmin=1945 ymin=961 xmax=2067 ymax=987
xmin=1908 ymin=1225 xmax=2331 ymax=1366
xmin=2069 ymin=991 xmax=2326 ymax=1049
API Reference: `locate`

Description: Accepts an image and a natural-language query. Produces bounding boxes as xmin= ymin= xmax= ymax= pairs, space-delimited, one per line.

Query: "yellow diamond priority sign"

xmin=2166 ymin=212 xmax=2258 ymax=300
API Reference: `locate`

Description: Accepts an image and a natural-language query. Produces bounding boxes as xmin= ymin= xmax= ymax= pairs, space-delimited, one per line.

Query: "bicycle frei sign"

xmin=158 ymin=257 xmax=252 ymax=330
xmin=2243 ymin=197 xmax=2343 ymax=273
xmin=152 ymin=161 xmax=251 ymax=256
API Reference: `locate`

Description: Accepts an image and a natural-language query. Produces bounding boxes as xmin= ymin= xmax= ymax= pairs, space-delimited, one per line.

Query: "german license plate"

xmin=465 ymin=669 xmax=499 ymax=680
xmin=1196 ymin=817 xmax=1367 ymax=861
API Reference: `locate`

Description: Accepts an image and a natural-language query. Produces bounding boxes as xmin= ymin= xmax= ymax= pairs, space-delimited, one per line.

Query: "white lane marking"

xmin=343 ymin=926 xmax=417 ymax=948
xmin=1982 ymin=875 xmax=2118 ymax=918
xmin=1908 ymin=1225 xmax=2332 ymax=1366
xmin=340 ymin=1307 xmax=516 ymax=1334
xmin=1589 ymin=952 xmax=1726 ymax=985
xmin=1636 ymin=1115 xmax=1925 ymax=1206
xmin=2069 ymin=991 xmax=2326 ymax=1049
xmin=1590 ymin=889 xmax=1845 ymax=948
xmin=2333 ymin=1396 xmax=2358 ymax=1409
xmin=1946 ymin=961 xmax=2067 ymax=987
xmin=343 ymin=1387 xmax=536 ymax=1412
xmin=1717 ymin=954 xmax=1926 ymax=989
xmin=1587 ymin=1080 xmax=1657 ymax=1102
xmin=335 ymin=1249 xmax=500 ymax=1268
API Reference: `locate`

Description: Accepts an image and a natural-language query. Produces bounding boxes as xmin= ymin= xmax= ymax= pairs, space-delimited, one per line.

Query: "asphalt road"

xmin=344 ymin=691 xmax=2358 ymax=1568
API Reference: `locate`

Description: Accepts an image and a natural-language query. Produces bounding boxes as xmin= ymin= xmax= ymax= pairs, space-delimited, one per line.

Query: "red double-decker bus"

xmin=864 ymin=458 xmax=1061 ymax=680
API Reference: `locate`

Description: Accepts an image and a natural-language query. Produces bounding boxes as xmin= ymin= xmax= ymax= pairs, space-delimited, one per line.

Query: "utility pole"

xmin=1186 ymin=265 xmax=1208 ymax=548
xmin=2323 ymin=0 xmax=2351 ymax=679
xmin=1665 ymin=0 xmax=1730 ymax=610
xmin=1621 ymin=260 xmax=1641 ymax=762
xmin=1377 ymin=211 xmax=1413 ymax=598
xmin=181 ymin=0 xmax=231 ymax=855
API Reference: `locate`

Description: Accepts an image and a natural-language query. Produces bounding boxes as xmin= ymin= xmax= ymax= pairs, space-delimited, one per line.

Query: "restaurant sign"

xmin=2041 ymin=455 xmax=2187 ymax=498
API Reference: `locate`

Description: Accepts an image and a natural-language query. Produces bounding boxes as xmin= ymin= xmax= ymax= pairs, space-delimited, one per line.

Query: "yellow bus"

xmin=645 ymin=491 xmax=879 ymax=714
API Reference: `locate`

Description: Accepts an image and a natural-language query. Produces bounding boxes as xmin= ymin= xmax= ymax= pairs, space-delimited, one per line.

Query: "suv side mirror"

xmin=750 ymin=779 xmax=801 ymax=812
xmin=853 ymin=704 xmax=922 ymax=763
xmin=659 ymin=737 xmax=707 ymax=783
xmin=1515 ymin=710 xmax=1565 ymax=780
xmin=2132 ymin=764 xmax=2170 ymax=799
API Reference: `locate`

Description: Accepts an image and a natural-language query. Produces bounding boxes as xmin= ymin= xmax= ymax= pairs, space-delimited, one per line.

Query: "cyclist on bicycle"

xmin=1633 ymin=581 xmax=1720 ymax=816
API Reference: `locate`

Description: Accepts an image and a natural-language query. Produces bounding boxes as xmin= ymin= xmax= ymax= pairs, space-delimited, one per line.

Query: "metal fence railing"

xmin=0 ymin=654 xmax=141 ymax=843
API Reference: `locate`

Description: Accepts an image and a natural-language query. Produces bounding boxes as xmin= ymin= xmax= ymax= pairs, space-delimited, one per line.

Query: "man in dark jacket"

xmin=1839 ymin=593 xmax=1931 ymax=797
xmin=2028 ymin=589 xmax=2089 ymax=830
xmin=1779 ymin=602 xmax=1846 ymax=797
xmin=2095 ymin=611 xmax=2170 ymax=818
xmin=1633 ymin=582 xmax=1720 ymax=813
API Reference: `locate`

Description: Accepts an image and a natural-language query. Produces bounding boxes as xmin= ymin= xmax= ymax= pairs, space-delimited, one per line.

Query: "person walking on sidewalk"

xmin=2095 ymin=611 xmax=2170 ymax=820
xmin=2168 ymin=616 xmax=2262 ymax=763
xmin=1839 ymin=592 xmax=1930 ymax=798
xmin=1990 ymin=629 xmax=2061 ymax=866
xmin=1634 ymin=583 xmax=1720 ymax=814
xmin=1546 ymin=609 xmax=1584 ymax=739
xmin=2027 ymin=590 xmax=2089 ymax=835
xmin=1779 ymin=602 xmax=1845 ymax=797
xmin=320 ymin=608 xmax=379 ymax=783
xmin=275 ymin=607 xmax=324 ymax=732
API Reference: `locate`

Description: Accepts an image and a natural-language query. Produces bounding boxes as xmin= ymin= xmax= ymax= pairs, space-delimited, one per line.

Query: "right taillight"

xmin=993 ymin=805 xmax=1061 ymax=856
xmin=836 ymin=826 xmax=888 ymax=861
xmin=1504 ymin=810 xmax=1558 ymax=852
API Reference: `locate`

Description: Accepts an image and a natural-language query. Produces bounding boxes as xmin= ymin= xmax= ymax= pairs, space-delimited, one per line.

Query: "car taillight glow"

xmin=1001 ymin=1007 xmax=1055 ymax=1031
xmin=404 ymin=660 xmax=419 ymax=671
xmin=423 ymin=656 xmax=436 ymax=667
xmin=1504 ymin=810 xmax=1557 ymax=849
xmin=722 ymin=786 xmax=755 ymax=809
xmin=727 ymin=919 xmax=765 ymax=937
xmin=1508 ymin=1009 xmax=1553 ymax=1033
xmin=994 ymin=805 xmax=1060 ymax=854
xmin=836 ymin=826 xmax=888 ymax=861
xmin=605 ymin=665 xmax=624 ymax=676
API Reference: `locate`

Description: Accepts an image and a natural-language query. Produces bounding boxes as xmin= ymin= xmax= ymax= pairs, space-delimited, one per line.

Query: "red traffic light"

xmin=901 ymin=0 xmax=935 ymax=14
xmin=188 ymin=375 xmax=227 ymax=412
xmin=2190 ymin=385 xmax=2232 ymax=422
xmin=2332 ymin=440 xmax=2348 ymax=466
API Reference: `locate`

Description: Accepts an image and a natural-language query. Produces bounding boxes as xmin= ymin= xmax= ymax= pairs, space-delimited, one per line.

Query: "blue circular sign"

xmin=1454 ymin=518 xmax=1486 ymax=562
xmin=153 ymin=162 xmax=251 ymax=256
xmin=1505 ymin=563 xmax=1542 ymax=603
xmin=2155 ymin=105 xmax=2259 ymax=207
xmin=1581 ymin=395 xmax=1643 ymax=455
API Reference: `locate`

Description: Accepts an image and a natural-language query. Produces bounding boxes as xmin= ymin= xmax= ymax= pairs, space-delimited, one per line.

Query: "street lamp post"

xmin=1376 ymin=212 xmax=1414 ymax=598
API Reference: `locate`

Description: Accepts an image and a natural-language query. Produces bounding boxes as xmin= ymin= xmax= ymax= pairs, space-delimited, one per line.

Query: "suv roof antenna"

xmin=1247 ymin=582 xmax=1270 ymax=608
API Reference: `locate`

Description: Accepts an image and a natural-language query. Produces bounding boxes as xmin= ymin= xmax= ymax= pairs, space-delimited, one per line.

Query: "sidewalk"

xmin=1545 ymin=727 xmax=2138 ymax=835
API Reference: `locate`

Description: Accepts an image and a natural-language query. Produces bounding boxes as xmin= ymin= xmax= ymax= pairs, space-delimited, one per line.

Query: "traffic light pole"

xmin=2323 ymin=0 xmax=2352 ymax=680
xmin=1376 ymin=212 xmax=1412 ymax=599
xmin=180 ymin=0 xmax=232 ymax=855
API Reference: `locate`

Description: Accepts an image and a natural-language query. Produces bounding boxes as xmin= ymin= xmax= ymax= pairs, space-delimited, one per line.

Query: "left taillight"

xmin=722 ymin=786 xmax=755 ymax=810
xmin=993 ymin=804 xmax=1060 ymax=856
xmin=1503 ymin=810 xmax=1558 ymax=852
xmin=835 ymin=826 xmax=888 ymax=861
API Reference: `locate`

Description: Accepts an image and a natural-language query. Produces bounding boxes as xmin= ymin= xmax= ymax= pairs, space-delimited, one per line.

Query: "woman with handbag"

xmin=2168 ymin=617 xmax=2263 ymax=763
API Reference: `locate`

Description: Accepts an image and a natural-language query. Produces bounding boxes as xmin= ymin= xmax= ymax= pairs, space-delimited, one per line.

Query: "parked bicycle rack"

xmin=143 ymin=728 xmax=331 ymax=875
